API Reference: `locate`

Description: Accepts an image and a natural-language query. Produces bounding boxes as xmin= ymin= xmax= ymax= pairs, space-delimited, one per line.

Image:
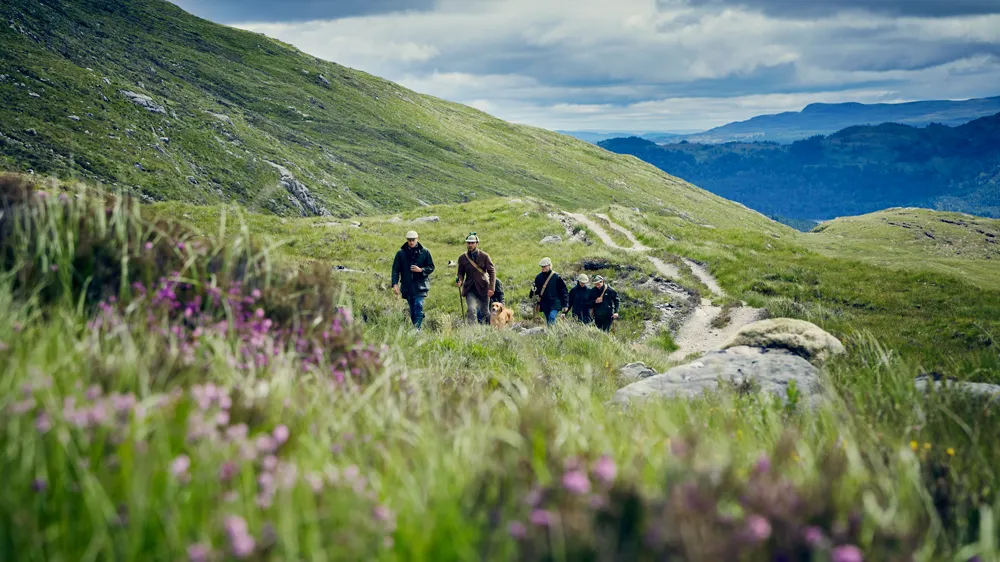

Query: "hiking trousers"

xmin=595 ymin=315 xmax=614 ymax=332
xmin=465 ymin=292 xmax=490 ymax=324
xmin=406 ymin=295 xmax=425 ymax=329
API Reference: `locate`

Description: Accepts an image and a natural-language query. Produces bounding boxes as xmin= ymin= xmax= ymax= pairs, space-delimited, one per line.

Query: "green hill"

xmin=0 ymin=0 xmax=769 ymax=228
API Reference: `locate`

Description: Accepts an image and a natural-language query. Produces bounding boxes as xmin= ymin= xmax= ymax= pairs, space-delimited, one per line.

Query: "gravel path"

xmin=564 ymin=211 xmax=765 ymax=360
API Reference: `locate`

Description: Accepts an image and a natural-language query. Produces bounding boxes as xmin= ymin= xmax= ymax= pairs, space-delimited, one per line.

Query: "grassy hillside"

xmin=807 ymin=208 xmax=1000 ymax=290
xmin=600 ymin=114 xmax=1000 ymax=220
xmin=0 ymin=0 xmax=770 ymax=227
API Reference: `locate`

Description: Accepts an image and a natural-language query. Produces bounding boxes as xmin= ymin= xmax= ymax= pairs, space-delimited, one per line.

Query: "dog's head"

xmin=491 ymin=302 xmax=504 ymax=313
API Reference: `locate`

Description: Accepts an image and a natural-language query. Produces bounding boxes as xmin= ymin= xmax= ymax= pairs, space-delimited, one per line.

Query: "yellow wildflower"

xmin=910 ymin=440 xmax=918 ymax=451
xmin=947 ymin=448 xmax=955 ymax=457
xmin=923 ymin=442 xmax=932 ymax=450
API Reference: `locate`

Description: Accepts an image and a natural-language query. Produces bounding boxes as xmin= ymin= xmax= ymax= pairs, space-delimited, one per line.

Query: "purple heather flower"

xmin=171 ymin=455 xmax=191 ymax=479
xmin=262 ymin=455 xmax=279 ymax=472
xmin=35 ymin=412 xmax=52 ymax=433
xmin=11 ymin=398 xmax=36 ymax=415
xmin=509 ymin=521 xmax=528 ymax=540
xmin=753 ymin=454 xmax=771 ymax=475
xmin=593 ymin=455 xmax=617 ymax=484
xmin=227 ymin=424 xmax=248 ymax=441
xmin=224 ymin=515 xmax=249 ymax=538
xmin=32 ymin=478 xmax=47 ymax=492
xmin=273 ymin=425 xmax=290 ymax=445
xmin=86 ymin=385 xmax=102 ymax=400
xmin=562 ymin=470 xmax=591 ymax=495
xmin=744 ymin=515 xmax=771 ymax=543
xmin=187 ymin=543 xmax=211 ymax=562
xmin=373 ymin=504 xmax=393 ymax=524
xmin=230 ymin=533 xmax=255 ymax=559
xmin=306 ymin=472 xmax=324 ymax=493
xmin=530 ymin=509 xmax=554 ymax=527
xmin=145 ymin=242 xmax=154 ymax=250
xmin=255 ymin=308 xmax=265 ymax=319
xmin=831 ymin=545 xmax=863 ymax=562
xmin=252 ymin=289 xmax=261 ymax=299
xmin=219 ymin=461 xmax=238 ymax=482
xmin=255 ymin=435 xmax=277 ymax=455
xmin=50 ymin=264 xmax=58 ymax=272
xmin=804 ymin=526 xmax=825 ymax=548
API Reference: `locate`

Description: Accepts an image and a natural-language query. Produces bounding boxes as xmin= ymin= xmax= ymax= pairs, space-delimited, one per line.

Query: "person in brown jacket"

xmin=455 ymin=232 xmax=496 ymax=324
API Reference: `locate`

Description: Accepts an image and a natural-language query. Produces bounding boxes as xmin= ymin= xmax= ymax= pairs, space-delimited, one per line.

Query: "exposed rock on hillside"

xmin=915 ymin=375 xmax=1000 ymax=401
xmin=614 ymin=346 xmax=823 ymax=406
xmin=265 ymin=161 xmax=330 ymax=217
xmin=539 ymin=235 xmax=562 ymax=244
xmin=119 ymin=90 xmax=167 ymax=114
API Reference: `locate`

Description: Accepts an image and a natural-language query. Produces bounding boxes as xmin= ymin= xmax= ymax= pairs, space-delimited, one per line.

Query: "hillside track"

xmin=564 ymin=212 xmax=765 ymax=360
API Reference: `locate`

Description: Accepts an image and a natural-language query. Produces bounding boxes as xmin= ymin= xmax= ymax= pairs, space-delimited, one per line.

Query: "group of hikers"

xmin=391 ymin=231 xmax=620 ymax=331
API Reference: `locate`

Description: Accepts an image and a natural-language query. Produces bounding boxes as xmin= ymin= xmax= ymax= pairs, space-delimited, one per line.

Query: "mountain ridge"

xmin=599 ymin=113 xmax=1000 ymax=221
xmin=668 ymin=96 xmax=1000 ymax=144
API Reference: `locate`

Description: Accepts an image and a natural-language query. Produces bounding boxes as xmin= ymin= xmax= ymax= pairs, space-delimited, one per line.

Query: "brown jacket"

xmin=456 ymin=250 xmax=496 ymax=299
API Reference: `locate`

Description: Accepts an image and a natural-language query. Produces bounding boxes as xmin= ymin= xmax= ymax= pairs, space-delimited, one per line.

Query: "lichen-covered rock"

xmin=613 ymin=346 xmax=823 ymax=406
xmin=318 ymin=74 xmax=331 ymax=87
xmin=119 ymin=90 xmax=167 ymax=114
xmin=265 ymin=161 xmax=330 ymax=217
xmin=915 ymin=375 xmax=1000 ymax=401
xmin=539 ymin=235 xmax=562 ymax=244
xmin=721 ymin=318 xmax=845 ymax=365
xmin=619 ymin=362 xmax=657 ymax=382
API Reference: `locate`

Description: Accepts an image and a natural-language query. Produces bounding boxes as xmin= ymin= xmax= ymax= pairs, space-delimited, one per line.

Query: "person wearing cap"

xmin=566 ymin=273 xmax=593 ymax=324
xmin=391 ymin=230 xmax=435 ymax=329
xmin=529 ymin=257 xmax=569 ymax=326
xmin=455 ymin=232 xmax=496 ymax=324
xmin=588 ymin=275 xmax=620 ymax=332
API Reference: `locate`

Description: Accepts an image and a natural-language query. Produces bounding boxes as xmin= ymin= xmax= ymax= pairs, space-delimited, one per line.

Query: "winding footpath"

xmin=563 ymin=212 xmax=765 ymax=362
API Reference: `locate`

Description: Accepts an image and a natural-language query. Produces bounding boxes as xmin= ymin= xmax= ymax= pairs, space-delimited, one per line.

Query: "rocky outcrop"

xmin=619 ymin=362 xmax=658 ymax=382
xmin=265 ymin=162 xmax=331 ymax=217
xmin=539 ymin=235 xmax=562 ymax=244
xmin=119 ymin=90 xmax=167 ymax=114
xmin=721 ymin=318 xmax=845 ymax=365
xmin=411 ymin=216 xmax=440 ymax=223
xmin=613 ymin=346 xmax=824 ymax=406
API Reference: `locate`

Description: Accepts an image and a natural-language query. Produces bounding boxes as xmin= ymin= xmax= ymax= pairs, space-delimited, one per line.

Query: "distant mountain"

xmin=599 ymin=113 xmax=1000 ymax=221
xmin=558 ymin=130 xmax=688 ymax=144
xmin=669 ymin=97 xmax=1000 ymax=145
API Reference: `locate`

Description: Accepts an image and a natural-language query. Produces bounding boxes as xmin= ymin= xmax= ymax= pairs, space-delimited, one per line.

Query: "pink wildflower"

xmin=171 ymin=455 xmax=191 ymax=479
xmin=804 ymin=526 xmax=825 ymax=548
xmin=593 ymin=455 xmax=617 ymax=484
xmin=509 ymin=521 xmax=528 ymax=540
xmin=273 ymin=424 xmax=290 ymax=445
xmin=562 ymin=469 xmax=591 ymax=495
xmin=530 ymin=509 xmax=554 ymax=527
xmin=744 ymin=514 xmax=772 ymax=543
xmin=35 ymin=412 xmax=52 ymax=433
xmin=187 ymin=543 xmax=210 ymax=562
xmin=145 ymin=242 xmax=154 ymax=250
xmin=831 ymin=545 xmax=863 ymax=562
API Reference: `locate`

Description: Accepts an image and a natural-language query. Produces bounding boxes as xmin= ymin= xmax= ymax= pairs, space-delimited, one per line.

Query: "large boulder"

xmin=539 ymin=235 xmax=562 ymax=244
xmin=721 ymin=318 xmax=845 ymax=365
xmin=613 ymin=346 xmax=823 ymax=406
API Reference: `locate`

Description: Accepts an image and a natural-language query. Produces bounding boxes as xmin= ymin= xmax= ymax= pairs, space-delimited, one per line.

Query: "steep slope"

xmin=673 ymin=96 xmax=1000 ymax=144
xmin=0 ymin=0 xmax=769 ymax=228
xmin=599 ymin=114 xmax=1000 ymax=221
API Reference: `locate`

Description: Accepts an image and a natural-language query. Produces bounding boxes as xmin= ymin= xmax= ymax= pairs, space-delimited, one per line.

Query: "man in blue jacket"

xmin=392 ymin=230 xmax=435 ymax=329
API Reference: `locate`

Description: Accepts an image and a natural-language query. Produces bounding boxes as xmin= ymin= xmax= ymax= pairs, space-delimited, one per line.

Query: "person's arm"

xmin=391 ymin=252 xmax=401 ymax=287
xmin=558 ymin=278 xmax=569 ymax=310
xmin=422 ymin=250 xmax=435 ymax=277
xmin=612 ymin=289 xmax=621 ymax=314
xmin=455 ymin=256 xmax=465 ymax=286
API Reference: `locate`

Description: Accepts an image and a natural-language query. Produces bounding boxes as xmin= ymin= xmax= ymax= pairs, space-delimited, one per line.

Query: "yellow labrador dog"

xmin=490 ymin=301 xmax=515 ymax=329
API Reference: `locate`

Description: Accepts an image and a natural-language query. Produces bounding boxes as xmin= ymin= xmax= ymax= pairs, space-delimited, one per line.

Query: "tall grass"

xmin=1 ymin=175 xmax=998 ymax=560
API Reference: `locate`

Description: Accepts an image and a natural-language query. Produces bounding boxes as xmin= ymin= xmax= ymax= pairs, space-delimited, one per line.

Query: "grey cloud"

xmin=677 ymin=0 xmax=1000 ymax=18
xmin=169 ymin=0 xmax=436 ymax=22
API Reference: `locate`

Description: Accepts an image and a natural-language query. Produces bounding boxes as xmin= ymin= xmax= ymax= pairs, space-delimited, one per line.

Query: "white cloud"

xmin=233 ymin=0 xmax=1000 ymax=131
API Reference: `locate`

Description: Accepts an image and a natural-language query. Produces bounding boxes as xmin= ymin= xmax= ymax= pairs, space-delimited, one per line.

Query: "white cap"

xmin=465 ymin=233 xmax=479 ymax=243
xmin=539 ymin=257 xmax=552 ymax=267
xmin=405 ymin=230 xmax=418 ymax=239
xmin=577 ymin=274 xmax=589 ymax=283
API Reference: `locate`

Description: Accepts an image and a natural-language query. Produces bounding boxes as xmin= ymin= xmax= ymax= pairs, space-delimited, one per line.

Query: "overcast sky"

xmin=171 ymin=0 xmax=1000 ymax=132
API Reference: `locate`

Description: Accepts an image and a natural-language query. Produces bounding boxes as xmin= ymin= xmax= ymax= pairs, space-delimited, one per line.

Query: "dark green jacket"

xmin=530 ymin=271 xmax=569 ymax=313
xmin=391 ymin=243 xmax=435 ymax=297
xmin=567 ymin=283 xmax=592 ymax=316
xmin=589 ymin=285 xmax=620 ymax=318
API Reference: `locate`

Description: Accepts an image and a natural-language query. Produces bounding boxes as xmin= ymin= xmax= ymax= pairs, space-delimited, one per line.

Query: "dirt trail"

xmin=563 ymin=212 xmax=765 ymax=361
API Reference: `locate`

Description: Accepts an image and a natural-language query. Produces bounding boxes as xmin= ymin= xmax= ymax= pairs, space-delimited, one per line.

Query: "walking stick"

xmin=458 ymin=285 xmax=466 ymax=321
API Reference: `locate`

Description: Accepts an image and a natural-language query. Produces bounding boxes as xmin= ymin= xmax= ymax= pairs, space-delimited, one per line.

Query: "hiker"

xmin=455 ymin=233 xmax=496 ymax=324
xmin=565 ymin=273 xmax=593 ymax=324
xmin=391 ymin=230 xmax=435 ymax=329
xmin=529 ymin=257 xmax=568 ymax=326
xmin=589 ymin=275 xmax=620 ymax=332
